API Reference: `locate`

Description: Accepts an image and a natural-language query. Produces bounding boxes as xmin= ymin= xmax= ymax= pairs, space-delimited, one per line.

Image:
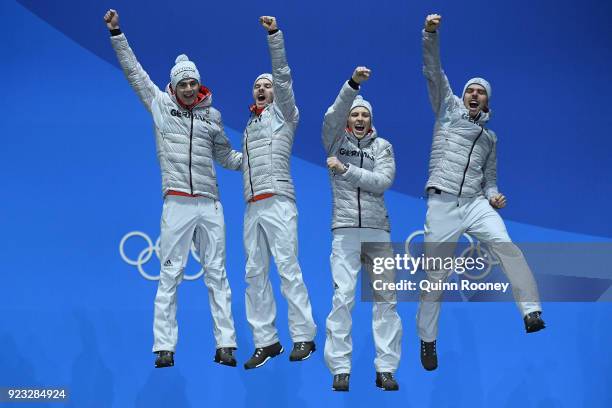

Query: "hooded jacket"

xmin=322 ymin=81 xmax=395 ymax=232
xmin=111 ymin=33 xmax=242 ymax=199
xmin=242 ymin=30 xmax=299 ymax=203
xmin=422 ymin=30 xmax=499 ymax=199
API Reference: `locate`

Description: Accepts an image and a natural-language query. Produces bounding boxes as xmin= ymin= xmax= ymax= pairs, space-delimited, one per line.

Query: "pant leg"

xmin=195 ymin=199 xmax=237 ymax=348
xmin=259 ymin=196 xmax=316 ymax=343
xmin=153 ymin=196 xmax=198 ymax=352
xmin=361 ymin=229 xmax=403 ymax=373
xmin=244 ymin=202 xmax=279 ymax=348
xmin=417 ymin=193 xmax=464 ymax=342
xmin=324 ymin=229 xmax=361 ymax=375
xmin=464 ymin=197 xmax=541 ymax=316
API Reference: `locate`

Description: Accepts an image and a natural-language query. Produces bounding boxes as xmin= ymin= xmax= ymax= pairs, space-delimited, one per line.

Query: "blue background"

xmin=2 ymin=0 xmax=611 ymax=406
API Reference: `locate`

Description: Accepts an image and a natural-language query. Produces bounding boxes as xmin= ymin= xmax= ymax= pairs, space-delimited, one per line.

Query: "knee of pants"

xmin=245 ymin=257 xmax=269 ymax=279
xmin=274 ymin=253 xmax=299 ymax=271
xmin=373 ymin=291 xmax=397 ymax=304
xmin=419 ymin=269 xmax=448 ymax=302
xmin=203 ymin=265 xmax=227 ymax=285
xmin=159 ymin=266 xmax=184 ymax=286
xmin=489 ymin=242 xmax=523 ymax=258
xmin=333 ymin=287 xmax=356 ymax=309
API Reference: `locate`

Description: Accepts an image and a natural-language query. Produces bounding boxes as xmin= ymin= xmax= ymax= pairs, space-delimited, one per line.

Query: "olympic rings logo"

xmin=119 ymin=231 xmax=204 ymax=281
xmin=404 ymin=230 xmax=500 ymax=281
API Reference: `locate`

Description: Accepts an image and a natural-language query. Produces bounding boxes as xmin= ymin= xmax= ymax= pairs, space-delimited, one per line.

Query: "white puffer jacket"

xmin=111 ymin=33 xmax=242 ymax=199
xmin=322 ymin=82 xmax=395 ymax=232
xmin=242 ymin=30 xmax=299 ymax=202
xmin=423 ymin=30 xmax=499 ymax=199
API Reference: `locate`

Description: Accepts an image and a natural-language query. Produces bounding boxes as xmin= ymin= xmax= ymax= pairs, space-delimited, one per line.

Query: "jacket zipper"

xmin=188 ymin=110 xmax=195 ymax=195
xmin=457 ymin=126 xmax=484 ymax=205
xmin=357 ymin=140 xmax=363 ymax=227
xmin=245 ymin=124 xmax=255 ymax=199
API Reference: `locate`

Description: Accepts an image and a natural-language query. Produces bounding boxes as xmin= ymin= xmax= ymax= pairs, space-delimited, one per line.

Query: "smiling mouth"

xmin=354 ymin=124 xmax=365 ymax=132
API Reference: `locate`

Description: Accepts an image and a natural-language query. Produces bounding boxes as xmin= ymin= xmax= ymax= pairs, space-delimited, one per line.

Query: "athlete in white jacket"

xmin=323 ymin=67 xmax=402 ymax=392
xmin=417 ymin=14 xmax=545 ymax=372
xmin=241 ymin=17 xmax=317 ymax=369
xmin=104 ymin=9 xmax=242 ymax=369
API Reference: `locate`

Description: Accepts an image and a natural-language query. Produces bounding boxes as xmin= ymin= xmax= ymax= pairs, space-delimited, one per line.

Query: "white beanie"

xmin=350 ymin=95 xmax=373 ymax=122
xmin=462 ymin=77 xmax=492 ymax=99
xmin=170 ymin=54 xmax=200 ymax=89
xmin=254 ymin=73 xmax=273 ymax=87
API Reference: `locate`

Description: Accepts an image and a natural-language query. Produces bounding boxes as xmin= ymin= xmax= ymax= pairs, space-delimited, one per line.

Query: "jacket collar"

xmin=249 ymin=103 xmax=270 ymax=117
xmin=463 ymin=107 xmax=491 ymax=125
xmin=346 ymin=127 xmax=377 ymax=146
xmin=167 ymin=84 xmax=212 ymax=110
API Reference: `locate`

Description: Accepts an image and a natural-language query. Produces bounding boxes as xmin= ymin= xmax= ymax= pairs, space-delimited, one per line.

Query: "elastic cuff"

xmin=110 ymin=28 xmax=122 ymax=36
xmin=375 ymin=367 xmax=397 ymax=374
xmin=152 ymin=347 xmax=175 ymax=353
xmin=348 ymin=78 xmax=359 ymax=90
xmin=217 ymin=344 xmax=238 ymax=349
xmin=254 ymin=339 xmax=281 ymax=349
xmin=268 ymin=29 xmax=280 ymax=35
xmin=291 ymin=336 xmax=315 ymax=343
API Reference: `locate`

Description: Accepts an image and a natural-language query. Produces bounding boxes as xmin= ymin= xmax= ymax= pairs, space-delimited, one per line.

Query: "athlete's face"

xmin=348 ymin=107 xmax=372 ymax=139
xmin=253 ymin=78 xmax=274 ymax=108
xmin=176 ymin=78 xmax=199 ymax=106
xmin=463 ymin=84 xmax=489 ymax=117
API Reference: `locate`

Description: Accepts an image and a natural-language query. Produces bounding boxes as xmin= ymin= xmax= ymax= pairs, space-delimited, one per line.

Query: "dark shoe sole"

xmin=244 ymin=347 xmax=284 ymax=370
xmin=155 ymin=360 xmax=174 ymax=368
xmin=332 ymin=386 xmax=349 ymax=392
xmin=526 ymin=321 xmax=546 ymax=333
xmin=214 ymin=357 xmax=237 ymax=367
xmin=376 ymin=383 xmax=399 ymax=391
xmin=421 ymin=359 xmax=438 ymax=371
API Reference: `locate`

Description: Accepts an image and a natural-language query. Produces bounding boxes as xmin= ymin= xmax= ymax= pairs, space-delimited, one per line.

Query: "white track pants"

xmin=244 ymin=195 xmax=316 ymax=348
xmin=153 ymin=195 xmax=237 ymax=352
xmin=324 ymin=228 xmax=403 ymax=374
xmin=417 ymin=191 xmax=542 ymax=342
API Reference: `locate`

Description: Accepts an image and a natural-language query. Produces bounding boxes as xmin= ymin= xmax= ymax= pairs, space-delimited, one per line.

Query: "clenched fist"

xmin=259 ymin=16 xmax=278 ymax=32
xmin=351 ymin=66 xmax=371 ymax=84
xmin=489 ymin=193 xmax=507 ymax=209
xmin=104 ymin=9 xmax=120 ymax=30
xmin=327 ymin=157 xmax=347 ymax=174
xmin=424 ymin=14 xmax=441 ymax=33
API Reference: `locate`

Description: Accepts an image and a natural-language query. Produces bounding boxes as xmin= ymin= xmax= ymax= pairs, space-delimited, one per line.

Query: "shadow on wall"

xmin=68 ymin=312 xmax=115 ymax=408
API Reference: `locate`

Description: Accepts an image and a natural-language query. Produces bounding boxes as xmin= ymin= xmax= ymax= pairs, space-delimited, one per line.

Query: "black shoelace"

xmin=380 ymin=373 xmax=394 ymax=382
xmin=422 ymin=341 xmax=436 ymax=356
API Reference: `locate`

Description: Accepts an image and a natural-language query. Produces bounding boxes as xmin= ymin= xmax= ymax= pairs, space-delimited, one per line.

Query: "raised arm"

xmin=211 ymin=112 xmax=243 ymax=170
xmin=260 ymin=16 xmax=299 ymax=125
xmin=340 ymin=141 xmax=395 ymax=195
xmin=422 ymin=14 xmax=459 ymax=116
xmin=322 ymin=67 xmax=370 ymax=155
xmin=105 ymin=9 xmax=162 ymax=112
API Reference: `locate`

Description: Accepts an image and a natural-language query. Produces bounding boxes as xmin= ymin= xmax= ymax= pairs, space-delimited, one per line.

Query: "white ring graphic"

xmin=404 ymin=230 xmax=499 ymax=280
xmin=119 ymin=231 xmax=204 ymax=281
